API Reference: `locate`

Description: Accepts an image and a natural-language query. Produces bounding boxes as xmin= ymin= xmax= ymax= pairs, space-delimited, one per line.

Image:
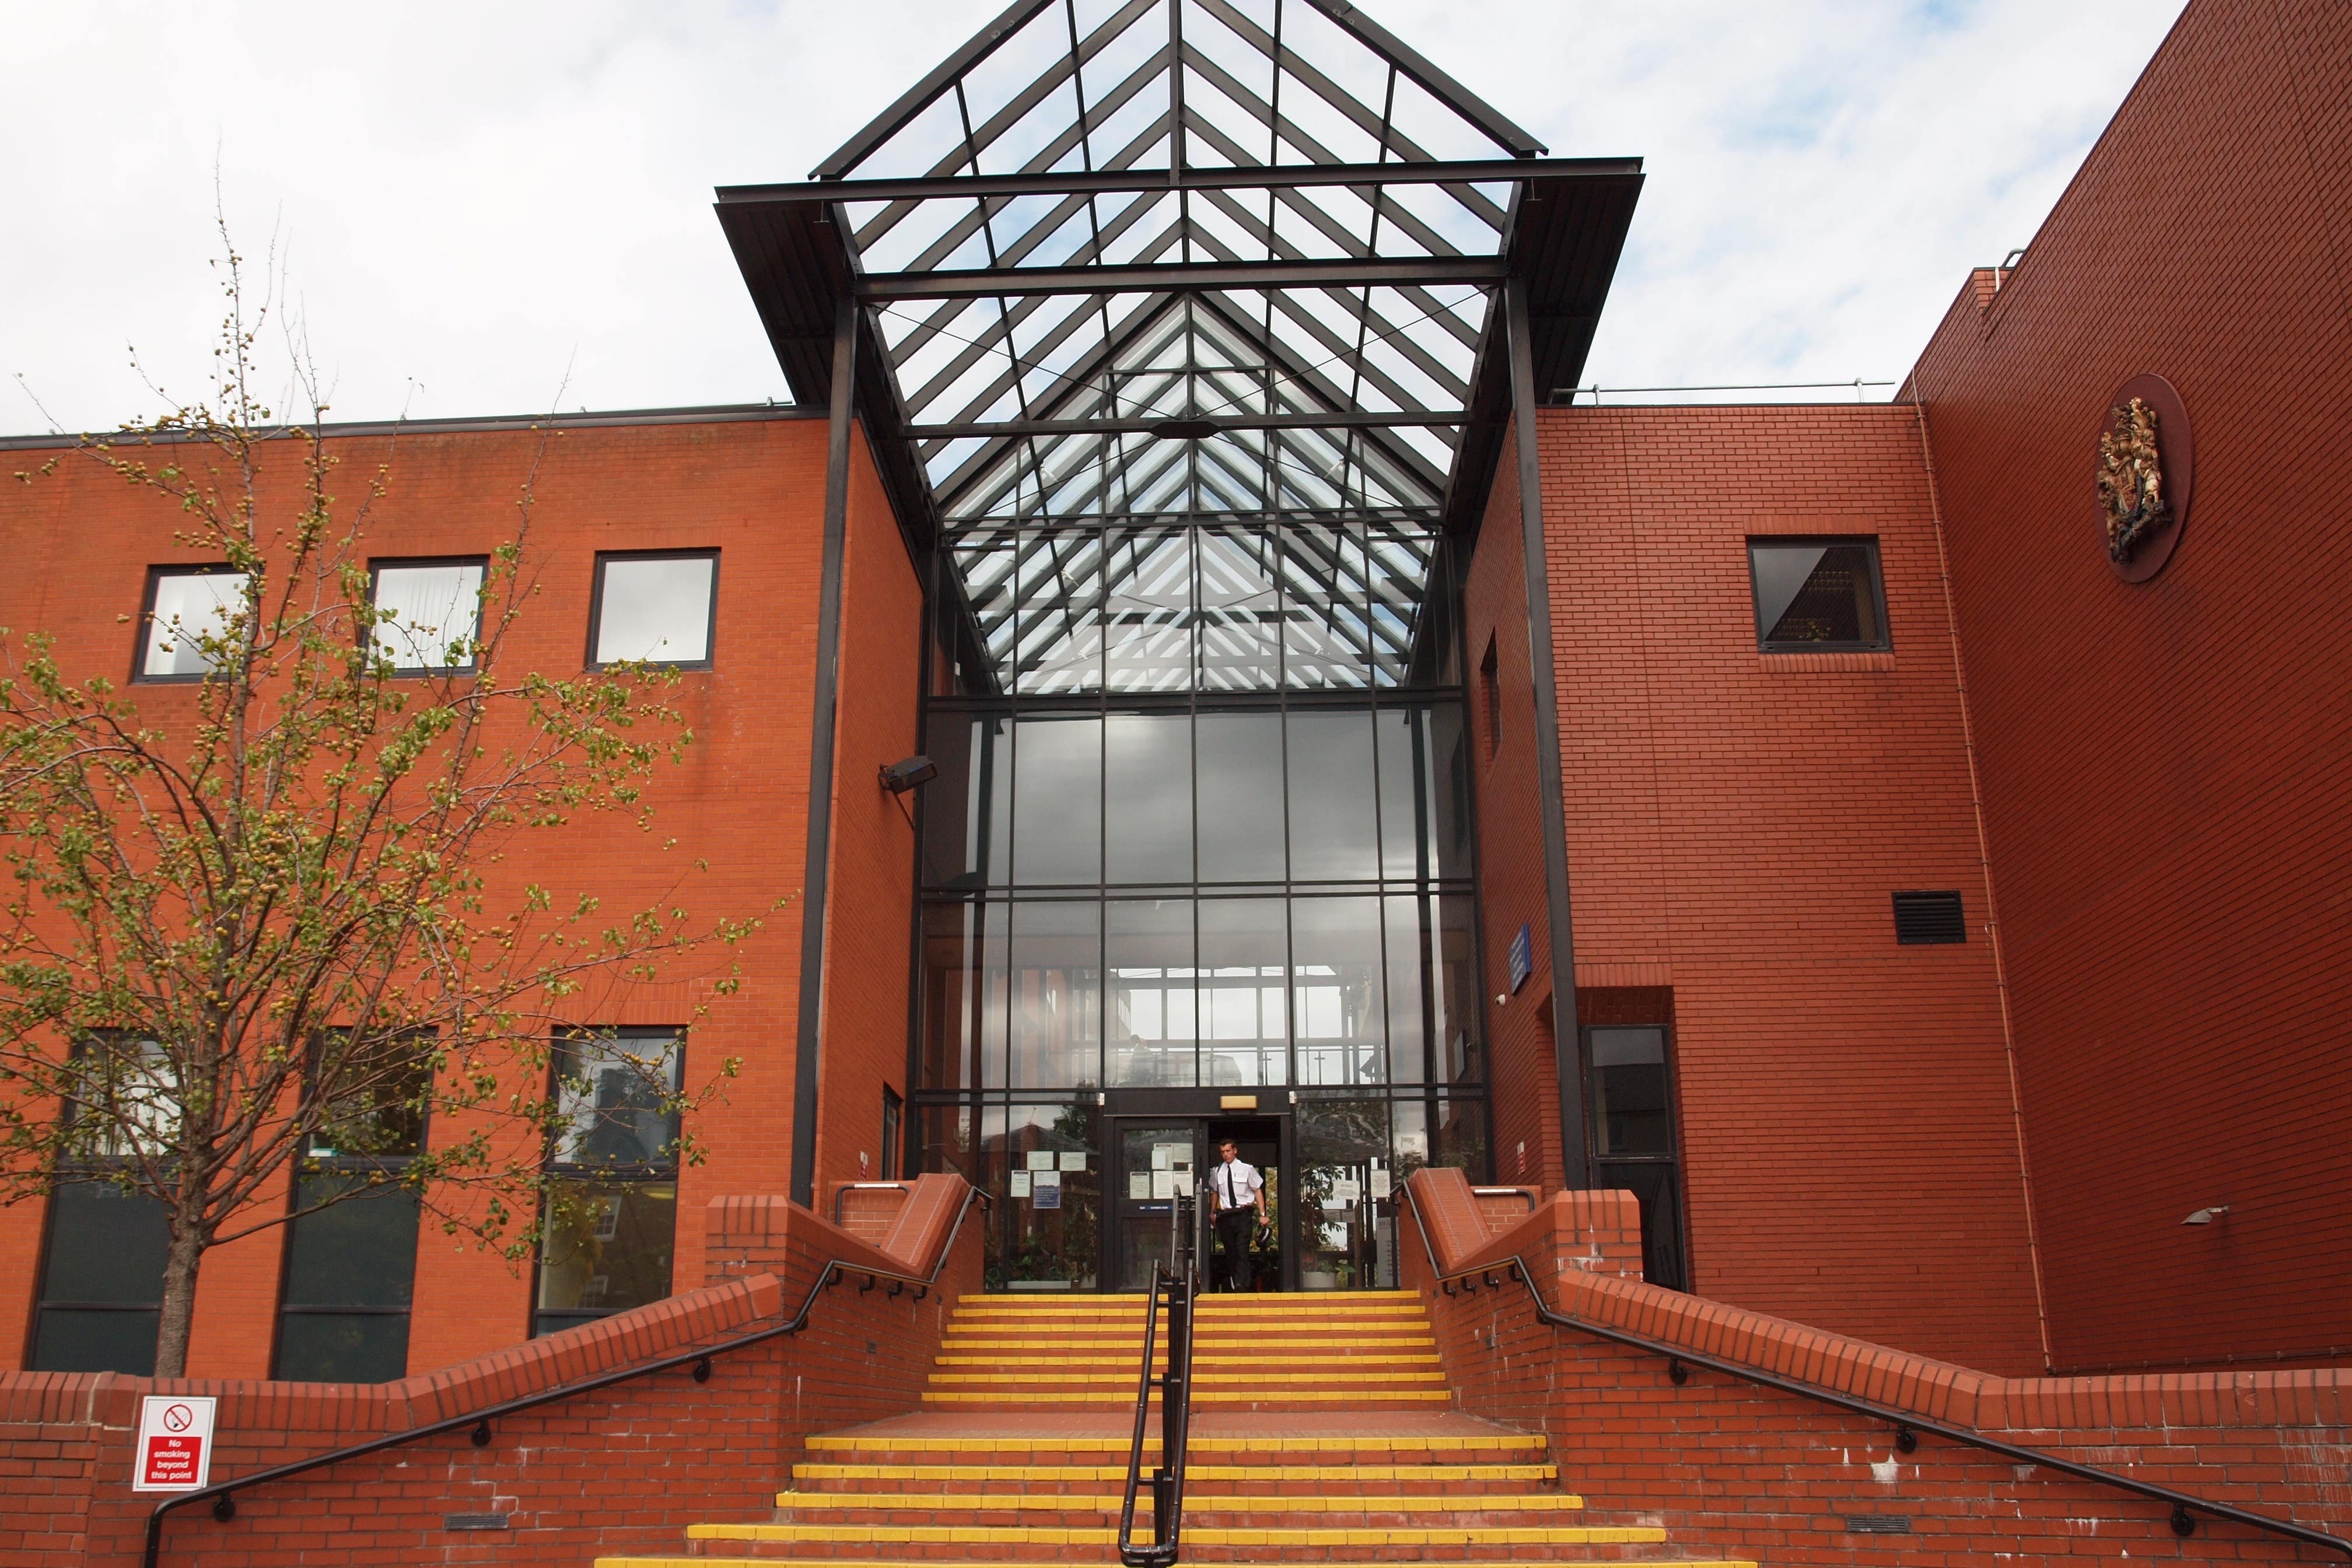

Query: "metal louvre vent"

xmin=1892 ymin=890 xmax=1966 ymax=946
xmin=1843 ymin=1515 xmax=1913 ymax=1535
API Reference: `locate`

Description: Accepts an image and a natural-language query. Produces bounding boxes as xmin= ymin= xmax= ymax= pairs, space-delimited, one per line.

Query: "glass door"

xmin=1110 ymin=1120 xmax=1203 ymax=1290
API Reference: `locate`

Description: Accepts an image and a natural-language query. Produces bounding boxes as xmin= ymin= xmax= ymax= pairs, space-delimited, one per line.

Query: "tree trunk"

xmin=154 ymin=1204 xmax=209 ymax=1380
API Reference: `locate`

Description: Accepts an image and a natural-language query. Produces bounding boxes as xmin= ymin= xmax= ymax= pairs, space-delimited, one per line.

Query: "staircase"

xmin=597 ymin=1289 xmax=1750 ymax=1567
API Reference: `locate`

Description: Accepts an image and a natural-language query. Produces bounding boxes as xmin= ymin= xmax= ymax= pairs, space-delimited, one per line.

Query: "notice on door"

xmin=132 ymin=1394 xmax=216 ymax=1492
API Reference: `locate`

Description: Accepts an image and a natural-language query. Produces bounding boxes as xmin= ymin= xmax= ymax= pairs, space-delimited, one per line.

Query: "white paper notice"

xmin=1059 ymin=1152 xmax=1087 ymax=1172
xmin=1152 ymin=1170 xmax=1179 ymax=1199
xmin=1026 ymin=1150 xmax=1055 ymax=1172
xmin=132 ymin=1395 xmax=216 ymax=1492
xmin=1010 ymin=1172 xmax=1032 ymax=1198
xmin=1153 ymin=1143 xmax=1185 ymax=1171
xmin=1128 ymin=1172 xmax=1152 ymax=1199
xmin=1370 ymin=1170 xmax=1392 ymax=1200
xmin=1033 ymin=1168 xmax=1060 ymax=1189
xmin=1330 ymin=1178 xmax=1362 ymax=1204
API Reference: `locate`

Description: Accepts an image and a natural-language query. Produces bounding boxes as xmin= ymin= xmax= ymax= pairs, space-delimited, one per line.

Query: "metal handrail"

xmin=1400 ymin=1186 xmax=2351 ymax=1561
xmin=144 ymin=1182 xmax=989 ymax=1568
xmin=833 ymin=1180 xmax=911 ymax=1224
xmin=1119 ymin=1186 xmax=1199 ymax=1568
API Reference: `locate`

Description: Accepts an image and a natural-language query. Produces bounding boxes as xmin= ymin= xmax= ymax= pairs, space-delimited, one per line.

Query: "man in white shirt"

xmin=1209 ymin=1139 xmax=1269 ymax=1292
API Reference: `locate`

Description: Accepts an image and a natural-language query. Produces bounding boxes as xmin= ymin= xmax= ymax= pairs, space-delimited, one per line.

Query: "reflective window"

xmin=274 ymin=1175 xmax=419 ymax=1381
xmin=1749 ymin=538 xmax=1887 ymax=652
xmin=29 ymin=1183 xmax=169 ymax=1374
xmin=1590 ymin=1026 xmax=1675 ymax=1156
xmin=1286 ymin=708 xmax=1378 ymax=881
xmin=1007 ymin=902 xmax=1101 ymax=1090
xmin=1195 ymin=711 xmax=1284 ymax=884
xmin=984 ymin=1102 xmax=1101 ymax=1290
xmin=921 ymin=901 xmax=1008 ymax=1093
xmin=1103 ymin=714 xmax=1192 ymax=884
xmin=1378 ymin=706 xmax=1471 ymax=882
xmin=1197 ymin=525 xmax=1280 ymax=691
xmin=370 ymin=559 xmax=485 ymax=673
xmin=138 ymin=568 xmax=249 ymax=681
xmin=922 ymin=712 xmax=1010 ymax=889
xmin=1281 ymin=527 xmax=1370 ymax=689
xmin=537 ymin=1028 xmax=684 ymax=1335
xmin=1012 ymin=717 xmax=1101 ymax=887
xmin=1107 ymin=899 xmax=1195 ymax=1088
xmin=1292 ymin=896 xmax=1386 ymax=1087
xmin=1199 ymin=899 xmax=1286 ymax=1088
xmin=1016 ymin=530 xmax=1105 ymax=694
xmin=590 ymin=552 xmax=717 ymax=667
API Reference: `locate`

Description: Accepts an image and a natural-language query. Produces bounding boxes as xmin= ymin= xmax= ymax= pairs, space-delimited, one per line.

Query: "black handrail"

xmin=144 ymin=1182 xmax=989 ymax=1568
xmin=1119 ymin=1186 xmax=1199 ymax=1568
xmin=834 ymin=1180 xmax=910 ymax=1224
xmin=1400 ymin=1187 xmax=2351 ymax=1562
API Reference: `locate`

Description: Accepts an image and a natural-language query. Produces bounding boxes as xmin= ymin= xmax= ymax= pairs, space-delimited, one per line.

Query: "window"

xmin=370 ymin=559 xmax=486 ymax=673
xmin=881 ymin=1087 xmax=903 ymax=1180
xmin=30 ymin=1034 xmax=178 ymax=1373
xmin=1748 ymin=538 xmax=1889 ymax=651
xmin=1892 ymin=890 xmax=1967 ymax=945
xmin=588 ymin=552 xmax=717 ymax=668
xmin=274 ymin=1031 xmax=430 ymax=1381
xmin=1478 ymin=636 xmax=1500 ymax=758
xmin=534 ymin=1028 xmax=684 ymax=1336
xmin=136 ymin=567 xmax=250 ymax=681
xmin=1588 ymin=1026 xmax=1674 ymax=1156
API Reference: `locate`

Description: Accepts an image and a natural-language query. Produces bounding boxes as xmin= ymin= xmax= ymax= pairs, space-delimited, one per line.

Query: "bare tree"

xmin=0 ymin=219 xmax=760 ymax=1377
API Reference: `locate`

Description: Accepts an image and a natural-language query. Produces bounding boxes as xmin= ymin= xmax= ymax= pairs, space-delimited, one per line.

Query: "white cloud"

xmin=1 ymin=1 xmax=2185 ymax=431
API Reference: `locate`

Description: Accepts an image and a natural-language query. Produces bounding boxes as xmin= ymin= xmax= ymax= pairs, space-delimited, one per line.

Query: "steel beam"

xmin=723 ymin=158 xmax=1635 ymax=209
xmin=911 ymin=410 xmax=1467 ymax=439
xmin=856 ymin=255 xmax=1506 ymax=301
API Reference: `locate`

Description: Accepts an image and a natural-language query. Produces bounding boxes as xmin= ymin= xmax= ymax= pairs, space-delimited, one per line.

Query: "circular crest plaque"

xmin=2096 ymin=373 xmax=2192 ymax=583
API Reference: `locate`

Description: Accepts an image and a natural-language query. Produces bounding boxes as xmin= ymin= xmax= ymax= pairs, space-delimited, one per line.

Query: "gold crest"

xmin=2096 ymin=396 xmax=2170 ymax=562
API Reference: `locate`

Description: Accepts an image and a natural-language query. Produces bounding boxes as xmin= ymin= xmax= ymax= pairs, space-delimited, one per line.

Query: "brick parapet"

xmin=1401 ymin=1172 xmax=2352 ymax=1564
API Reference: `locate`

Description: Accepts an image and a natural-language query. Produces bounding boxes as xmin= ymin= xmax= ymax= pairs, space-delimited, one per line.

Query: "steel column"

xmin=791 ymin=295 xmax=860 ymax=1208
xmin=1504 ymin=276 xmax=1590 ymax=1190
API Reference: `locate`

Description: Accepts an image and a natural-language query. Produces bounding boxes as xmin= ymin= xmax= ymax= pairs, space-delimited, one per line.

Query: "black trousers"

xmin=1214 ymin=1209 xmax=1258 ymax=1292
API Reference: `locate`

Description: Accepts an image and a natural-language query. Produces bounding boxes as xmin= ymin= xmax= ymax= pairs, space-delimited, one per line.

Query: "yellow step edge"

xmin=963 ymin=1290 xmax=1413 ymax=1301
xmin=942 ymin=1335 xmax=1438 ymax=1348
xmin=790 ymin=1462 xmax=1560 ymax=1482
xmin=935 ymin=1353 xmax=1442 ymax=1366
xmin=775 ymin=1492 xmax=1586 ymax=1513
xmin=611 ymin=1560 xmax=1755 ymax=1568
xmin=927 ymin=1370 xmax=1448 ymax=1384
xmin=683 ymin=1524 xmax=1661 ymax=1546
xmin=805 ymin=1433 xmax=1535 ymax=1452
xmin=921 ymin=1390 xmax=1454 ymax=1404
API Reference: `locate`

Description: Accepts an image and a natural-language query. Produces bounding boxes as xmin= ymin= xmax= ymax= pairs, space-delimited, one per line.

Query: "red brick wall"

xmin=0 ymin=412 xmax=832 ymax=1377
xmin=1533 ymin=404 xmax=2043 ymax=1372
xmin=1460 ymin=428 xmax=1564 ymax=1193
xmin=0 ymin=1189 xmax=982 ymax=1568
xmin=1402 ymin=1177 xmax=2352 ymax=1568
xmin=1905 ymin=0 xmax=2352 ymax=1370
xmin=813 ymin=430 xmax=923 ymax=1195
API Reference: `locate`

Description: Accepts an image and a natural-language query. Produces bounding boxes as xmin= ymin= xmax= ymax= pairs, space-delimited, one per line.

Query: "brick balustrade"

xmin=0 ymin=1177 xmax=983 ymax=1568
xmin=1401 ymin=1168 xmax=2351 ymax=1565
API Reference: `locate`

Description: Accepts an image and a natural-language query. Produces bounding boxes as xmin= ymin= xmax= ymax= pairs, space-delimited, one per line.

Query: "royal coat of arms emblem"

xmin=2096 ymin=396 xmax=2169 ymax=562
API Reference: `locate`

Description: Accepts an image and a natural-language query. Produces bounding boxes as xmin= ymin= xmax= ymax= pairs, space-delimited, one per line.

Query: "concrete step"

xmin=768 ymin=1492 xmax=1588 ymax=1526
xmin=789 ymin=1461 xmax=1561 ymax=1494
xmin=670 ymin=1520 xmax=1670 ymax=1559
xmin=803 ymin=1433 xmax=1544 ymax=1466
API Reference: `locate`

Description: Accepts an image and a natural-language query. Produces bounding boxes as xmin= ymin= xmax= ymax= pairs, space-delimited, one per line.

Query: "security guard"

xmin=1208 ymin=1139 xmax=1269 ymax=1291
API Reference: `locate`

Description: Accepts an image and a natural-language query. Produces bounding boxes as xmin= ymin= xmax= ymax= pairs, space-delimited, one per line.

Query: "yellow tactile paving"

xmin=608 ymin=1560 xmax=1755 ymax=1568
xmin=940 ymin=1335 xmax=1438 ymax=1350
xmin=790 ymin=1461 xmax=1559 ymax=1483
xmin=930 ymin=1368 xmax=1446 ymax=1384
xmin=922 ymin=1389 xmax=1455 ymax=1404
xmin=935 ymin=1352 xmax=1443 ymax=1366
xmin=775 ymin=1490 xmax=1584 ymax=1513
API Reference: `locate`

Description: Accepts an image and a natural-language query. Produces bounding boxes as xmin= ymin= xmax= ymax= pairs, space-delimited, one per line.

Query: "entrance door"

xmin=1203 ymin=1117 xmax=1282 ymax=1293
xmin=1109 ymin=1121 xmax=1203 ymax=1290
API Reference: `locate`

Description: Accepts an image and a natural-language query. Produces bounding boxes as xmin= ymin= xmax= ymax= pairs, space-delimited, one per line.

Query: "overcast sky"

xmin=4 ymin=1 xmax=2187 ymax=433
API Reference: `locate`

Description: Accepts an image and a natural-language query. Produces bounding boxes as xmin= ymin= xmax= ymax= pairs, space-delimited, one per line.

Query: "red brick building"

xmin=1 ymin=0 xmax=2344 ymax=1400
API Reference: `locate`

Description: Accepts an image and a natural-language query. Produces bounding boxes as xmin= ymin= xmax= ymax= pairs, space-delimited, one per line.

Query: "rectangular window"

xmin=136 ymin=567 xmax=250 ymax=681
xmin=1478 ymin=636 xmax=1500 ymax=758
xmin=275 ymin=1031 xmax=430 ymax=1380
xmin=370 ymin=558 xmax=486 ymax=673
xmin=881 ymin=1087 xmax=903 ymax=1180
xmin=1892 ymin=890 xmax=1967 ymax=944
xmin=588 ymin=552 xmax=717 ymax=668
xmin=535 ymin=1028 xmax=684 ymax=1336
xmin=1748 ymin=538 xmax=1889 ymax=651
xmin=30 ymin=1182 xmax=171 ymax=1373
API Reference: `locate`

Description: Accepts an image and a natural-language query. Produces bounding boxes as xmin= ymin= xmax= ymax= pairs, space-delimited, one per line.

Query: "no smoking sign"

xmin=132 ymin=1394 xmax=216 ymax=1492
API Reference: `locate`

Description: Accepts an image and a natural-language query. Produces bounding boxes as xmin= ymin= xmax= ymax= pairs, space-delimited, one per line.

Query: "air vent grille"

xmin=1892 ymin=890 xmax=1966 ymax=945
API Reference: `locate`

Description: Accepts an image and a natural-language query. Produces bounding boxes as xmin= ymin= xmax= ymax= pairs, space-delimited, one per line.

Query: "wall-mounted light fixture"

xmin=880 ymin=755 xmax=937 ymax=793
xmin=2180 ymin=1205 xmax=2231 ymax=1226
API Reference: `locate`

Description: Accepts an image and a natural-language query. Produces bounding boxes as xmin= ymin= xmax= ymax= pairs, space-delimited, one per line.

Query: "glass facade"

xmin=914 ymin=520 xmax=1488 ymax=1290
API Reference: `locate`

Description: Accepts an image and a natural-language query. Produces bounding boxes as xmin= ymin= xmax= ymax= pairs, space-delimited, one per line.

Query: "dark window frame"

xmin=270 ymin=1028 xmax=435 ymax=1381
xmin=1746 ymin=536 xmax=1891 ymax=653
xmin=531 ymin=1026 xmax=688 ymax=1337
xmin=585 ymin=550 xmax=720 ymax=671
xmin=365 ymin=556 xmax=491 ymax=677
xmin=881 ymin=1085 xmax=904 ymax=1180
xmin=1478 ymin=635 xmax=1500 ymax=759
xmin=132 ymin=564 xmax=251 ymax=684
xmin=1580 ymin=1020 xmax=1691 ymax=1293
